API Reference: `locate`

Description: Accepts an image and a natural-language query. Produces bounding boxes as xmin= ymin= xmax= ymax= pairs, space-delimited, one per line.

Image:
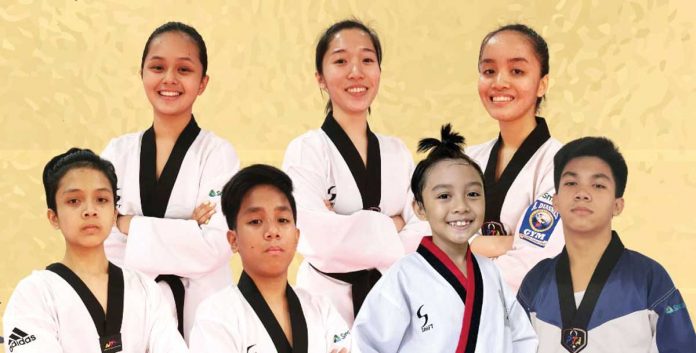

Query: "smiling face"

xmin=316 ymin=28 xmax=381 ymax=118
xmin=141 ymin=31 xmax=209 ymax=120
xmin=228 ymin=184 xmax=299 ymax=279
xmin=47 ymin=167 xmax=117 ymax=250
xmin=553 ymin=156 xmax=624 ymax=237
xmin=477 ymin=30 xmax=548 ymax=124
xmin=414 ymin=159 xmax=485 ymax=256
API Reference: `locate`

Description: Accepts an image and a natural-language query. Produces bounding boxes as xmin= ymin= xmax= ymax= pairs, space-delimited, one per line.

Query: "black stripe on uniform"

xmin=321 ymin=112 xmax=381 ymax=210
xmin=464 ymin=255 xmax=484 ymax=353
xmin=47 ymin=262 xmax=124 ymax=351
xmin=238 ymin=272 xmax=308 ymax=353
xmin=482 ymin=117 xmax=551 ymax=235
xmin=139 ymin=115 xmax=200 ymax=337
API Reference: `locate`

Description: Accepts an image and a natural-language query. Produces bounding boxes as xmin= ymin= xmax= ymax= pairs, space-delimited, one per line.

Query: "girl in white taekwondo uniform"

xmin=467 ymin=24 xmax=564 ymax=292
xmin=352 ymin=125 xmax=537 ymax=353
xmin=282 ymin=19 xmax=429 ymax=326
xmin=3 ymin=148 xmax=187 ymax=353
xmin=190 ymin=165 xmax=351 ymax=353
xmin=101 ymin=22 xmax=239 ymax=340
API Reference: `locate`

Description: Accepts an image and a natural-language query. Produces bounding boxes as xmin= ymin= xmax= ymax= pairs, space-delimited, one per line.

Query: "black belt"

xmin=155 ymin=275 xmax=185 ymax=336
xmin=310 ymin=264 xmax=381 ymax=318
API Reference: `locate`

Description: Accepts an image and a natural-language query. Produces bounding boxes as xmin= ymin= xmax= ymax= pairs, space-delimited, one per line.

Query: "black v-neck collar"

xmin=139 ymin=116 xmax=201 ymax=218
xmin=238 ymin=272 xmax=308 ymax=353
xmin=555 ymin=231 xmax=625 ymax=353
xmin=482 ymin=117 xmax=551 ymax=235
xmin=47 ymin=262 xmax=124 ymax=352
xmin=321 ymin=113 xmax=381 ymax=210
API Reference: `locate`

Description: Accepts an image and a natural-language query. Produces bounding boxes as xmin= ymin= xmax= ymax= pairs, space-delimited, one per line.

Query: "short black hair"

xmin=141 ymin=21 xmax=208 ymax=76
xmin=43 ymin=148 xmax=118 ymax=212
xmin=315 ymin=19 xmax=382 ymax=113
xmin=554 ymin=136 xmax=628 ymax=197
xmin=411 ymin=124 xmax=485 ymax=206
xmin=478 ymin=23 xmax=549 ymax=110
xmin=221 ymin=164 xmax=297 ymax=230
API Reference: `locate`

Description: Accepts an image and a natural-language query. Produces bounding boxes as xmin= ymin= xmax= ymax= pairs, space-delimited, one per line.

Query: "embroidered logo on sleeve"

xmin=333 ymin=330 xmax=350 ymax=343
xmin=665 ymin=302 xmax=687 ymax=315
xmin=208 ymin=189 xmax=222 ymax=197
xmin=417 ymin=305 xmax=434 ymax=332
xmin=518 ymin=193 xmax=560 ymax=247
xmin=8 ymin=328 xmax=36 ymax=352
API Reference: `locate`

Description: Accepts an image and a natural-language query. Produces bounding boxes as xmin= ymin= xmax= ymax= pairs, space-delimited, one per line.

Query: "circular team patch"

xmin=529 ymin=209 xmax=555 ymax=233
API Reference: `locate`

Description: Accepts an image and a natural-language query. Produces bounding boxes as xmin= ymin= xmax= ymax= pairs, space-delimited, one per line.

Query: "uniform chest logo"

xmin=561 ymin=328 xmax=587 ymax=353
xmin=417 ymin=305 xmax=433 ymax=332
xmin=327 ymin=186 xmax=337 ymax=202
xmin=519 ymin=193 xmax=560 ymax=247
xmin=100 ymin=333 xmax=123 ymax=353
xmin=482 ymin=221 xmax=507 ymax=235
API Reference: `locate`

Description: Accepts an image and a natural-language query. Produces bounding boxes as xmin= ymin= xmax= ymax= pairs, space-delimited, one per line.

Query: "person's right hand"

xmin=191 ymin=201 xmax=216 ymax=225
xmin=329 ymin=348 xmax=348 ymax=353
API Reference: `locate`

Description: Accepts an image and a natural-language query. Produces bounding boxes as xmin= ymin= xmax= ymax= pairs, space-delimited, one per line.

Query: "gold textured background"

xmin=2 ymin=0 xmax=696 ymax=330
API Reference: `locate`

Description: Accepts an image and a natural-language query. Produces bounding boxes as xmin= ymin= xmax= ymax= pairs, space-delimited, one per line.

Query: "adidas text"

xmin=9 ymin=335 xmax=36 ymax=352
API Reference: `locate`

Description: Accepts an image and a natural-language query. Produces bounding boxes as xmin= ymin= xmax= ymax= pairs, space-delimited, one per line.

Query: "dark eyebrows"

xmin=509 ymin=57 xmax=529 ymax=64
xmin=430 ymin=184 xmax=452 ymax=191
xmin=275 ymin=205 xmax=292 ymax=212
xmin=591 ymin=173 xmax=612 ymax=181
xmin=479 ymin=57 xmax=529 ymax=65
xmin=241 ymin=205 xmax=292 ymax=214
xmin=466 ymin=181 xmax=484 ymax=188
xmin=62 ymin=187 xmax=112 ymax=194
xmin=560 ymin=171 xmax=612 ymax=182
xmin=431 ymin=181 xmax=482 ymax=191
xmin=147 ymin=56 xmax=194 ymax=63
xmin=330 ymin=47 xmax=376 ymax=55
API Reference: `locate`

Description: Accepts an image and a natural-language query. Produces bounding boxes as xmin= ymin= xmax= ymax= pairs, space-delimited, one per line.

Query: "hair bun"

xmin=417 ymin=123 xmax=466 ymax=155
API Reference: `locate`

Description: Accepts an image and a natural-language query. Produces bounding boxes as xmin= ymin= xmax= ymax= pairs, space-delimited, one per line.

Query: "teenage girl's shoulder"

xmin=372 ymin=132 xmax=413 ymax=166
xmin=540 ymin=136 xmax=563 ymax=160
xmin=195 ymin=129 xmax=237 ymax=154
xmin=193 ymin=129 xmax=240 ymax=169
xmin=105 ymin=130 xmax=144 ymax=150
xmin=465 ymin=138 xmax=497 ymax=165
xmin=101 ymin=130 xmax=145 ymax=162
xmin=283 ymin=128 xmax=332 ymax=165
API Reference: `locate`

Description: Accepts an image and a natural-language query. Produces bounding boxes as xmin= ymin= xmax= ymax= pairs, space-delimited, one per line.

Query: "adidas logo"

xmin=8 ymin=328 xmax=36 ymax=352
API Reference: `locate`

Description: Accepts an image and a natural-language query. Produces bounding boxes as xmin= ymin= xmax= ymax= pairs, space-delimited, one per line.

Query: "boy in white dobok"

xmin=190 ymin=164 xmax=351 ymax=353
